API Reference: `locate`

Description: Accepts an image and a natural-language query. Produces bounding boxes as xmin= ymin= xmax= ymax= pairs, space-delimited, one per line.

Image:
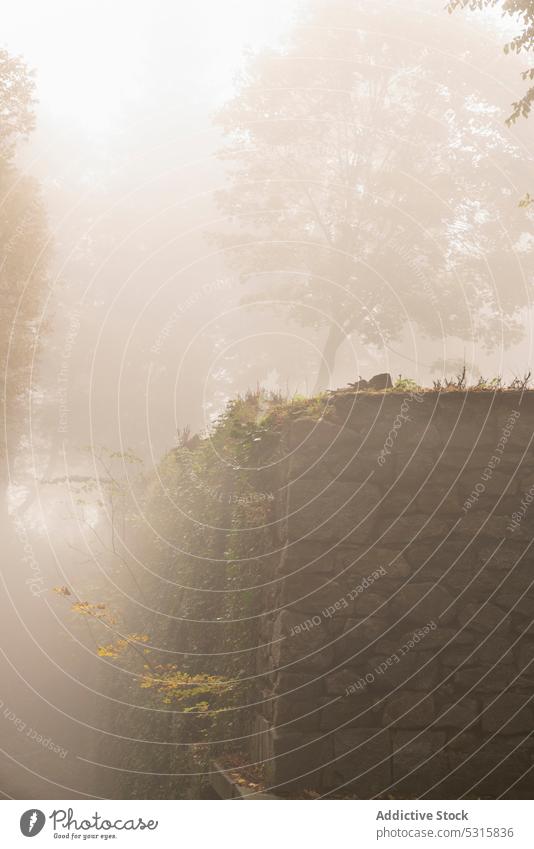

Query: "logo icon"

xmin=20 ymin=810 xmax=46 ymax=837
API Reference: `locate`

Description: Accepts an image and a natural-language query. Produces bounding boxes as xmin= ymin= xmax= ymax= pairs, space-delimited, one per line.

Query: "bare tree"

xmin=0 ymin=49 xmax=50 ymax=491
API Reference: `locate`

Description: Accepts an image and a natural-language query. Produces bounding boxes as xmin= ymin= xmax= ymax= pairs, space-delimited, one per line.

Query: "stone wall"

xmin=253 ymin=389 xmax=534 ymax=798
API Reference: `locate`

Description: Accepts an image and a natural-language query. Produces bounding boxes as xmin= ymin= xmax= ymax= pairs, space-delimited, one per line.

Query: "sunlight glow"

xmin=2 ymin=0 xmax=298 ymax=135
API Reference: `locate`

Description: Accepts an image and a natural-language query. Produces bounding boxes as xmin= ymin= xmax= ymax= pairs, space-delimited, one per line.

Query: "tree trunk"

xmin=313 ymin=322 xmax=345 ymax=394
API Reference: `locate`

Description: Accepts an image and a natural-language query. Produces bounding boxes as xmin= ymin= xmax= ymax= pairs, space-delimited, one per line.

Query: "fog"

xmin=1 ymin=0 xmax=533 ymax=800
xmin=7 ymin=0 xmax=534 ymax=465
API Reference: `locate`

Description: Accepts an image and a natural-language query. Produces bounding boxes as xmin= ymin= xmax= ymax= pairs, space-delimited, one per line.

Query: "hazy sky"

xmin=3 ymin=0 xmax=533 ymax=436
xmin=2 ymin=0 xmax=301 ymax=135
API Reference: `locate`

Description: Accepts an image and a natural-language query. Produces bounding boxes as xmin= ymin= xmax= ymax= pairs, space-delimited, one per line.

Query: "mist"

xmin=1 ymin=0 xmax=533 ymax=803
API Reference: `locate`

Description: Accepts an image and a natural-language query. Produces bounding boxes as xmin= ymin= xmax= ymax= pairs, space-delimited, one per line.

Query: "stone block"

xmin=448 ymin=735 xmax=534 ymax=799
xmin=273 ymin=672 xmax=324 ymax=697
xmin=270 ymin=610 xmax=335 ymax=673
xmin=515 ymin=638 xmax=534 ymax=672
xmin=335 ymin=545 xmax=411 ymax=581
xmin=433 ymin=394 xmax=498 ymax=450
xmin=390 ymin=582 xmax=454 ymax=624
xmin=458 ymin=511 xmax=511 ymax=539
xmin=273 ymin=695 xmax=326 ymax=732
xmin=377 ymin=515 xmax=450 ymax=546
xmin=319 ymin=693 xmax=379 ymax=730
xmin=472 ymin=635 xmax=514 ymax=665
xmin=383 ymin=692 xmax=435 ymax=728
xmin=413 ymin=483 xmax=461 ymax=515
xmin=435 ymin=698 xmax=479 ymax=729
xmin=496 ymin=594 xmax=534 ymax=619
xmin=334 ymin=617 xmax=390 ymax=665
xmin=324 ymin=727 xmax=391 ymax=797
xmin=279 ymin=577 xmax=347 ymax=617
xmin=266 ymin=731 xmax=333 ymax=794
xmin=464 ymin=602 xmax=510 ymax=634
xmin=357 ymin=649 xmax=440 ymax=693
xmin=275 ymin=541 xmax=337 ymax=578
xmin=325 ymin=668 xmax=363 ymax=696
xmin=286 ymin=478 xmax=381 ymax=544
xmin=481 ymin=694 xmax=534 ymax=734
xmin=453 ymin=664 xmax=516 ymax=694
xmin=391 ymin=730 xmax=448 ymax=796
